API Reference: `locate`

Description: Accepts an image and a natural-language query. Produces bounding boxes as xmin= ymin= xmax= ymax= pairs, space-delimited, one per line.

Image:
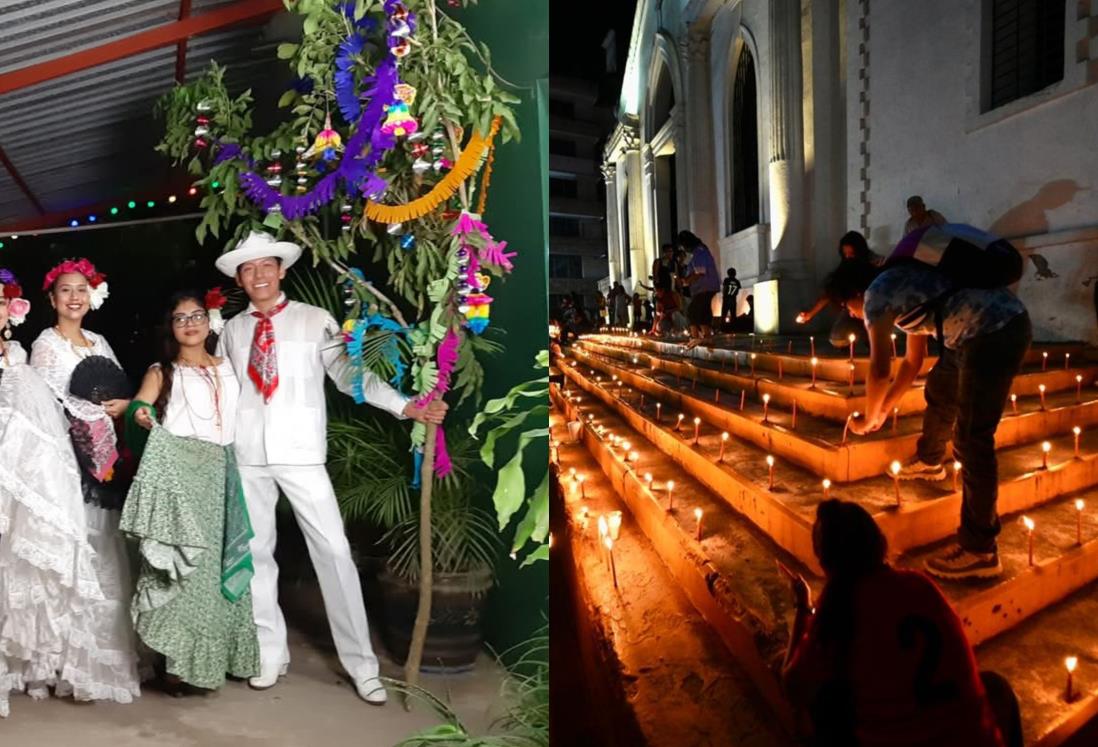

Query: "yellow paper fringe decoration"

xmin=475 ymin=141 xmax=496 ymax=216
xmin=364 ymin=116 xmax=501 ymax=224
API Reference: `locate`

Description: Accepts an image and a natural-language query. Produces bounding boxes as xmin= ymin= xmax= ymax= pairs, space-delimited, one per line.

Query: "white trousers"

xmin=239 ymin=464 xmax=378 ymax=681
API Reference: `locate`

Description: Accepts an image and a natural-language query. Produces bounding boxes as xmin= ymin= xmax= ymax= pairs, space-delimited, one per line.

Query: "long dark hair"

xmin=837 ymin=230 xmax=871 ymax=262
xmin=153 ymin=291 xmax=217 ymax=422
xmin=812 ymin=499 xmax=888 ymax=646
xmin=677 ymin=230 xmax=703 ymax=250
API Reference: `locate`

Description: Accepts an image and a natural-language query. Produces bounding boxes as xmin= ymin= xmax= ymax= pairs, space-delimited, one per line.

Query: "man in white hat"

xmin=215 ymin=230 xmax=447 ymax=704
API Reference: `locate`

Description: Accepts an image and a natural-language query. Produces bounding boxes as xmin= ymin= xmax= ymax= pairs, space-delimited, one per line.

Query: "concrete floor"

xmin=1 ymin=626 xmax=506 ymax=746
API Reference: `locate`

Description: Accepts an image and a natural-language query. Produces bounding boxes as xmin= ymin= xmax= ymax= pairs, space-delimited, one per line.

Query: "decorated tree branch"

xmin=155 ymin=0 xmax=521 ymax=697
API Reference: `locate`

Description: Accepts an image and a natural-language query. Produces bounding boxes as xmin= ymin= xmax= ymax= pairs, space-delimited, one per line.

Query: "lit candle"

xmin=762 ymin=393 xmax=771 ymax=423
xmin=842 ymin=411 xmax=860 ymax=446
xmin=605 ymin=537 xmax=618 ymax=589
xmin=656 ymin=403 xmax=662 ymax=423
xmin=1042 ymin=440 xmax=1052 ymax=469
xmin=890 ymin=461 xmax=902 ymax=507
xmin=810 ymin=336 xmax=815 ymax=357
xmin=695 ymin=507 xmax=704 ymax=540
xmin=719 ymin=432 xmax=729 ymax=462
xmin=1039 ymin=384 xmax=1047 ymax=410
xmin=848 ymin=333 xmax=856 ymax=361
xmin=822 ymin=478 xmax=831 ymax=499
xmin=810 ymin=357 xmax=819 ymax=388
xmin=676 ymin=413 xmax=685 ymax=432
xmin=1066 ymin=656 xmax=1078 ymax=702
xmin=628 ymin=450 xmax=639 ymax=467
xmin=1077 ymin=499 xmax=1085 ymax=545
xmin=890 ymin=333 xmax=897 ymax=358
xmin=643 ymin=472 xmax=653 ymax=489
xmin=1042 ymin=351 xmax=1049 ymax=371
xmin=1011 ymin=393 xmax=1018 ymax=414
xmin=1075 ymin=426 xmax=1082 ymax=458
xmin=1077 ymin=374 xmax=1084 ymax=404
xmin=740 ymin=390 xmax=746 ymax=411
xmin=1065 ymin=352 xmax=1071 ymax=370
xmin=607 ymin=510 xmax=622 ymax=540
xmin=693 ymin=416 xmax=701 ymax=445
xmin=953 ymin=461 xmax=962 ymax=491
xmin=791 ymin=400 xmax=798 ymax=430
xmin=766 ymin=454 xmax=775 ymax=490
xmin=621 ymin=439 xmax=631 ymax=452
xmin=892 ymin=407 xmax=899 ymax=432
xmin=667 ymin=480 xmax=675 ymax=510
xmin=1023 ymin=515 xmax=1035 ymax=566
xmin=633 ymin=356 xmax=639 ymax=365
xmin=750 ymin=353 xmax=757 ymax=377
xmin=578 ymin=474 xmax=587 ymax=499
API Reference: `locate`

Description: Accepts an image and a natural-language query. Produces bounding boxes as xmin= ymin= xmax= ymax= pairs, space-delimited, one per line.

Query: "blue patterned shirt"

xmin=864 ymin=265 xmax=1025 ymax=350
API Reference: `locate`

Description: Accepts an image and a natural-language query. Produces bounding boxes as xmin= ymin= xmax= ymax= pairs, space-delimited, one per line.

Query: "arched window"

xmin=730 ymin=44 xmax=759 ymax=233
xmin=650 ymin=64 xmax=675 ymax=135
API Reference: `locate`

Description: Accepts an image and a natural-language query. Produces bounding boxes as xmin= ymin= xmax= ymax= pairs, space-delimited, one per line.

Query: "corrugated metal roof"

xmin=0 ymin=2 xmax=292 ymax=226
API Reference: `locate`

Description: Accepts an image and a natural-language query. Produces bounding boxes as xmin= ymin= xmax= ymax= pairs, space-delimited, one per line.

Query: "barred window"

xmin=988 ymin=0 xmax=1065 ymax=111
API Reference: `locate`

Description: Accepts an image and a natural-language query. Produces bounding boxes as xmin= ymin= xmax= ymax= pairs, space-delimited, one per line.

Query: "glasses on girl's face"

xmin=172 ymin=310 xmax=209 ymax=327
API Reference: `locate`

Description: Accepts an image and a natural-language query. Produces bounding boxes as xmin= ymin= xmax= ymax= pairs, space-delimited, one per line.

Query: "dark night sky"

xmin=550 ymin=0 xmax=637 ymax=82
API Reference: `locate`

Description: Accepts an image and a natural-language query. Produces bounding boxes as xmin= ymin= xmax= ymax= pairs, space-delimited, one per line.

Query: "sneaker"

xmin=896 ymin=458 xmax=947 ymax=481
xmin=925 ymin=544 xmax=1002 ymax=580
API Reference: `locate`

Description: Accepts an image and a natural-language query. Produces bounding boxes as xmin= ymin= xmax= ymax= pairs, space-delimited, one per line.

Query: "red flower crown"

xmin=205 ymin=287 xmax=228 ymax=310
xmin=42 ymin=258 xmax=106 ymax=291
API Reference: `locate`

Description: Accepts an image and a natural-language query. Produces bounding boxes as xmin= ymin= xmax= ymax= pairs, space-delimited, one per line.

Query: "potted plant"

xmin=327 ymin=412 xmax=500 ymax=671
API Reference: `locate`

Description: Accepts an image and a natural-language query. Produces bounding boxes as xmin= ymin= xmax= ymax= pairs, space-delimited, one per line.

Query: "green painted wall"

xmin=457 ymin=0 xmax=549 ymax=655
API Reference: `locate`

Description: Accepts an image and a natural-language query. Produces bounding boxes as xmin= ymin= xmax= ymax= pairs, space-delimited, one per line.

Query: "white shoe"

xmin=248 ymin=662 xmax=288 ymax=690
xmin=355 ymin=674 xmax=388 ymax=705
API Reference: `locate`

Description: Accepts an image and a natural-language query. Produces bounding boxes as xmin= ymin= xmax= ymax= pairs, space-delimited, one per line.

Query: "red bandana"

xmin=248 ymin=299 xmax=290 ymax=403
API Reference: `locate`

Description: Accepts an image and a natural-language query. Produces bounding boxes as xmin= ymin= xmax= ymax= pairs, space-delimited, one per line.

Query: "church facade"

xmin=604 ymin=0 xmax=1098 ymax=342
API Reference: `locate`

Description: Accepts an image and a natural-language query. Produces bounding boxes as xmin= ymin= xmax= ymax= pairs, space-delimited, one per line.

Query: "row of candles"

xmin=559 ymin=369 xmax=1091 ymax=705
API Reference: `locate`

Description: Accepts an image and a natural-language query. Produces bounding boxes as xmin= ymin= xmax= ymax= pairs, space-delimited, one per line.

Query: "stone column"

xmin=757 ymin=0 xmax=808 ymax=333
xmin=680 ymin=28 xmax=719 ymax=256
xmin=601 ymin=160 xmax=620 ymax=286
xmin=621 ymin=126 xmax=644 ymax=290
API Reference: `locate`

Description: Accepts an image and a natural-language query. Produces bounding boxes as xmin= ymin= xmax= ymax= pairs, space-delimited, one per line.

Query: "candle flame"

xmin=1011 ymin=394 xmax=1017 ymax=401
xmin=890 ymin=333 xmax=897 ymax=340
xmin=1078 ymin=375 xmax=1084 ymax=383
xmin=643 ymin=473 xmax=652 ymax=483
xmin=598 ymin=515 xmax=608 ymax=537
xmin=629 ymin=451 xmax=639 ymax=462
xmin=822 ymin=478 xmax=831 ymax=489
xmin=849 ymin=334 xmax=857 ymax=343
xmin=1066 ymin=656 xmax=1078 ymax=673
xmin=751 ymin=353 xmax=757 ymax=360
xmin=1039 ymin=384 xmax=1046 ymax=393
xmin=1023 ymin=515 xmax=1035 ymax=531
xmin=1074 ymin=426 xmax=1082 ymax=436
xmin=693 ymin=417 xmax=701 ymax=425
xmin=890 ymin=460 xmax=902 ymax=476
xmin=694 ymin=507 xmax=703 ymax=521
xmin=604 ymin=537 xmax=613 ymax=552
xmin=621 ymin=440 xmax=631 ymax=451
xmin=811 ymin=357 xmax=819 ymax=365
xmin=954 ymin=461 xmax=962 ymax=471
xmin=577 ymin=474 xmax=586 ymax=483
xmin=766 ymin=455 xmax=775 ymax=467
xmin=1042 ymin=441 xmax=1052 ymax=453
xmin=667 ymin=480 xmax=675 ymax=490
xmin=1076 ymin=499 xmax=1085 ymax=511
xmin=722 ymin=432 xmax=730 ymax=441
xmin=763 ymin=394 xmax=770 ymax=403
xmin=678 ymin=413 xmax=685 ymax=421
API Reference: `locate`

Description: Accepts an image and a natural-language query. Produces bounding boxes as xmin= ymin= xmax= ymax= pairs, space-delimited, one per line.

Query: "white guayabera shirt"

xmin=218 ymin=294 xmax=409 ymax=466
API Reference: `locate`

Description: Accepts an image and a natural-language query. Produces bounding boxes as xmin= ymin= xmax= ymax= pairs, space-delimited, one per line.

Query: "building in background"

xmin=605 ymin=0 xmax=1098 ymax=342
xmin=548 ymin=77 xmax=614 ymax=317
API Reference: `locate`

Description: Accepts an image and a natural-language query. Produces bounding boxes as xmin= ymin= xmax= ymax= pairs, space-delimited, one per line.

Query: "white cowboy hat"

xmin=215 ymin=230 xmax=303 ymax=277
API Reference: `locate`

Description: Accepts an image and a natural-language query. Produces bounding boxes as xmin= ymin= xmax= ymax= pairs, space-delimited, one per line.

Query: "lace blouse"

xmin=30 ymin=327 xmax=121 ymax=423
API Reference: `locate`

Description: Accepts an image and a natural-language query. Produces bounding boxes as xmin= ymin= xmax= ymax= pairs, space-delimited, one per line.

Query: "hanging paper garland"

xmin=364 ymin=116 xmax=501 ymax=224
xmin=475 ymin=140 xmax=496 ymax=216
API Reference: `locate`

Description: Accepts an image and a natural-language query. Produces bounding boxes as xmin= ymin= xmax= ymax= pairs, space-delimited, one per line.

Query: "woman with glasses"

xmin=122 ymin=290 xmax=259 ymax=693
xmin=27 ymin=258 xmax=142 ymax=709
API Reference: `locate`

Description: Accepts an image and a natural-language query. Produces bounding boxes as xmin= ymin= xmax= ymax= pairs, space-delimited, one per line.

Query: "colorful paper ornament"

xmin=381 ymin=101 xmax=418 ymax=137
xmin=302 ymin=113 xmax=344 ymax=161
xmin=390 ymin=40 xmax=410 ymax=58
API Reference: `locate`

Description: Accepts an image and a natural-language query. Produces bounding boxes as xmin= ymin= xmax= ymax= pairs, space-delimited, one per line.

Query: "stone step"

xmin=567 ymin=347 xmax=1098 ymax=483
xmin=555 ymin=380 xmax=1098 ymax=746
xmin=588 ymin=333 xmax=1091 ymax=386
xmin=553 ymin=410 xmax=794 ymax=742
xmin=550 ymin=410 xmax=795 ymax=745
xmin=560 ymin=362 xmax=1098 ymax=571
xmin=976 ymin=579 xmax=1098 ymax=746
xmin=579 ymin=338 xmax=1098 ymax=424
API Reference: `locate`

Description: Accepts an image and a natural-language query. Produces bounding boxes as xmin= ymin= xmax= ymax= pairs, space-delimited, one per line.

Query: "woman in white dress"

xmin=28 ymin=259 xmax=141 ymax=706
xmin=0 ymin=267 xmax=125 ymax=716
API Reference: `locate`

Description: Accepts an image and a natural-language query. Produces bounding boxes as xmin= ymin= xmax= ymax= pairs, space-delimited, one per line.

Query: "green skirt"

xmin=121 ymin=425 xmax=259 ymax=688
